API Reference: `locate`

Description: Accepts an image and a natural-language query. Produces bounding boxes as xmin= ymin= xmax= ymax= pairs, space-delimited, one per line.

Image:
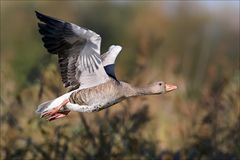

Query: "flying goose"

xmin=35 ymin=11 xmax=177 ymax=121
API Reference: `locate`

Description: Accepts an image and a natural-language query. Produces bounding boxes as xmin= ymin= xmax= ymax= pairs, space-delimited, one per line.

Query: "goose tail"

xmin=35 ymin=100 xmax=53 ymax=114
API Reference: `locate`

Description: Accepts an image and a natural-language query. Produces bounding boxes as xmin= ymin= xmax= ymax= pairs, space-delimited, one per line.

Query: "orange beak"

xmin=165 ymin=84 xmax=177 ymax=92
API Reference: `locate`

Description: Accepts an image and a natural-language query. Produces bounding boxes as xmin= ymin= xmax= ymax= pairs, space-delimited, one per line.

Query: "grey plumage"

xmin=69 ymin=79 xmax=122 ymax=111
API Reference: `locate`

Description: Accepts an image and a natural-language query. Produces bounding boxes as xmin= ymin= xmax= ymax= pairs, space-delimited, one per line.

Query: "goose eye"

xmin=159 ymin=83 xmax=162 ymax=86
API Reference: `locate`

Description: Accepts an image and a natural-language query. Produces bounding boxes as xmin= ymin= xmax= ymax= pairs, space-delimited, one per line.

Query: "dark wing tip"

xmin=35 ymin=10 xmax=46 ymax=20
xmin=35 ymin=11 xmax=63 ymax=25
xmin=35 ymin=10 xmax=40 ymax=15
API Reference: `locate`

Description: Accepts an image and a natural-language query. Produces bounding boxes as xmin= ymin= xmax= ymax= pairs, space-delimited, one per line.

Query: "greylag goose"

xmin=35 ymin=11 xmax=177 ymax=121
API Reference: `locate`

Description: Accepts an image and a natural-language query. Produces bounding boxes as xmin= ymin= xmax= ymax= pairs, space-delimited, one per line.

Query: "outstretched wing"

xmin=36 ymin=11 xmax=109 ymax=90
xmin=101 ymin=45 xmax=122 ymax=80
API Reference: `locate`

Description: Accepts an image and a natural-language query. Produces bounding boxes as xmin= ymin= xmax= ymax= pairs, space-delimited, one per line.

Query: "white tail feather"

xmin=36 ymin=92 xmax=73 ymax=115
xmin=36 ymin=100 xmax=53 ymax=114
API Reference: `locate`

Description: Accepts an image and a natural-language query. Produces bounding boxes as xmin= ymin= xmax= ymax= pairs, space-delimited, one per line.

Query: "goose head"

xmin=150 ymin=81 xmax=177 ymax=94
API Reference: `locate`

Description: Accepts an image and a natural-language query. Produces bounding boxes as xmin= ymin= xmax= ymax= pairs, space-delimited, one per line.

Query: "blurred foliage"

xmin=2 ymin=103 xmax=157 ymax=160
xmin=1 ymin=1 xmax=239 ymax=160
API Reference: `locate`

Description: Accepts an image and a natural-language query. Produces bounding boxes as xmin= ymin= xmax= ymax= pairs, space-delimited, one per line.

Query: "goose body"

xmin=35 ymin=11 xmax=177 ymax=121
xmin=39 ymin=79 xmax=124 ymax=114
xmin=68 ymin=79 xmax=124 ymax=112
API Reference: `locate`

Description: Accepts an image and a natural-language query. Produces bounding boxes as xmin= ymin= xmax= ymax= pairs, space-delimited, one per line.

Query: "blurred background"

xmin=1 ymin=1 xmax=239 ymax=160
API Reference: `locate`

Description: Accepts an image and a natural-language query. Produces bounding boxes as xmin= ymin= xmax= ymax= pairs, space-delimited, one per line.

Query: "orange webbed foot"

xmin=40 ymin=99 xmax=70 ymax=120
xmin=47 ymin=111 xmax=70 ymax=121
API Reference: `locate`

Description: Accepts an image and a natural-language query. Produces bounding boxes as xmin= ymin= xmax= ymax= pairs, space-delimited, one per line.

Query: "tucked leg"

xmin=47 ymin=110 xmax=70 ymax=121
xmin=41 ymin=99 xmax=69 ymax=118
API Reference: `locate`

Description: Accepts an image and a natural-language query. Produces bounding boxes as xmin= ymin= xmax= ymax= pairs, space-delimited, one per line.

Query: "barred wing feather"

xmin=36 ymin=11 xmax=109 ymax=90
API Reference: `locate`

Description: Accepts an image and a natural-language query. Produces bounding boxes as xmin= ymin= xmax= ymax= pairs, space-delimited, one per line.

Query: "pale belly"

xmin=66 ymin=93 xmax=125 ymax=112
